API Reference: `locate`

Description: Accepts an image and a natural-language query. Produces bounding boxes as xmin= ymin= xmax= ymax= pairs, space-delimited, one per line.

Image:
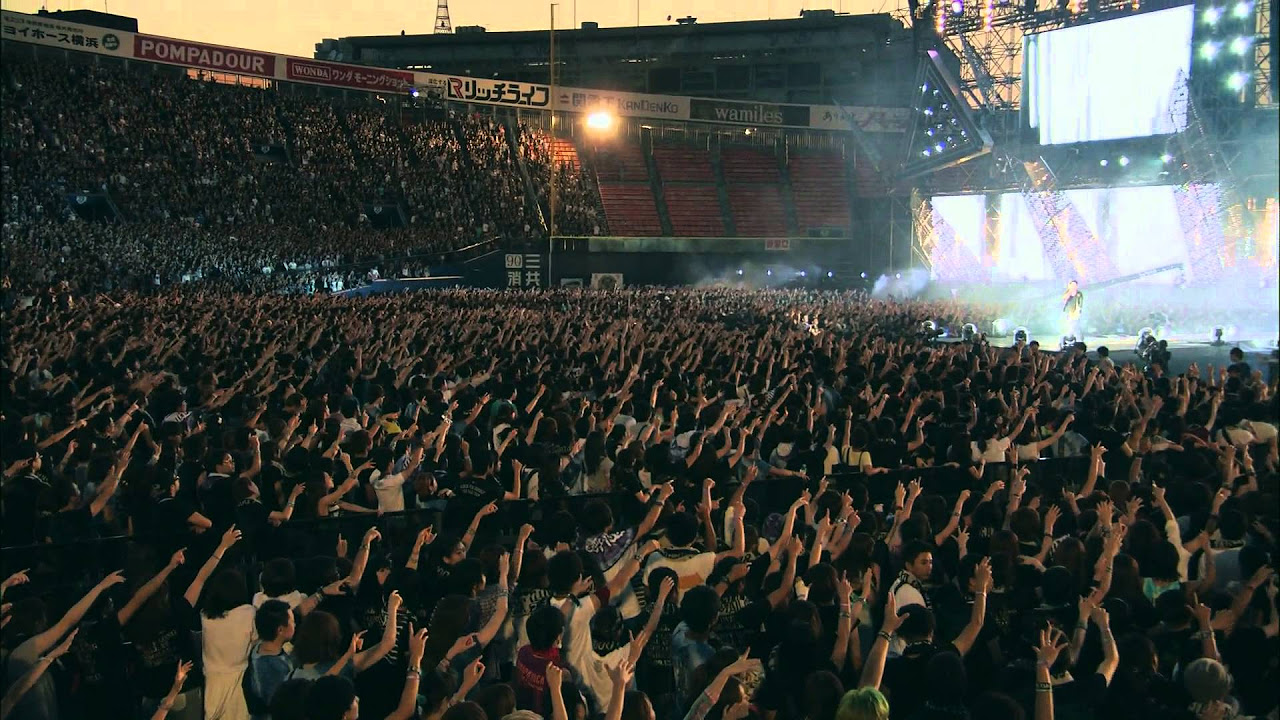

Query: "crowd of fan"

xmin=0 ymin=287 xmax=1276 ymax=720
xmin=517 ymin=126 xmax=606 ymax=238
xmin=0 ymin=56 xmax=589 ymax=294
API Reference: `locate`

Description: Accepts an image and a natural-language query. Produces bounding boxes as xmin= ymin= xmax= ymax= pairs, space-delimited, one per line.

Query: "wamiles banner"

xmin=2 ymin=9 xmax=906 ymax=133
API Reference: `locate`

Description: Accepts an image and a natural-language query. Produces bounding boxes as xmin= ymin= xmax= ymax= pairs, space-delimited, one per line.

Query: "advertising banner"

xmin=503 ymin=253 xmax=546 ymax=288
xmin=1 ymin=10 xmax=131 ymax=56
xmin=688 ymin=98 xmax=812 ymax=128
xmin=445 ymin=76 xmax=551 ymax=108
xmin=287 ymin=57 xmax=411 ymax=92
xmin=134 ymin=34 xmax=276 ymax=77
xmin=810 ymin=105 xmax=911 ymax=134
xmin=553 ymin=88 xmax=687 ymax=120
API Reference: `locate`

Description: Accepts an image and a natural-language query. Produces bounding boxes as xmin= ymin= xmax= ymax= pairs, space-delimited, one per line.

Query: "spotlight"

xmin=1118 ymin=156 xmax=1130 ymax=167
xmin=961 ymin=323 xmax=978 ymax=342
xmin=1099 ymin=159 xmax=1109 ymax=167
xmin=1136 ymin=327 xmax=1156 ymax=350
xmin=1204 ymin=6 xmax=1222 ymax=23
xmin=991 ymin=318 xmax=1011 ymax=337
xmin=1211 ymin=326 xmax=1225 ymax=346
xmin=766 ymin=269 xmax=773 ymax=276
xmin=923 ymin=149 xmax=932 ymax=157
xmin=410 ymin=88 xmax=420 ymax=97
xmin=1232 ymin=1 xmax=1251 ymax=17
xmin=1230 ymin=36 xmax=1251 ymax=55
xmin=827 ymin=271 xmax=834 ymax=278
xmin=935 ymin=143 xmax=945 ymax=152
xmin=799 ymin=270 xmax=807 ymax=277
xmin=585 ymin=111 xmax=615 ymax=130
xmin=1226 ymin=72 xmax=1248 ymax=90
xmin=1161 ymin=153 xmax=1173 ymax=163
xmin=895 ymin=273 xmax=902 ymax=279
xmin=951 ymin=0 xmax=963 ymax=12
xmin=860 ymin=272 xmax=868 ymax=279
xmin=1014 ymin=327 xmax=1030 ymax=344
xmin=1201 ymin=41 xmax=1221 ymax=60
xmin=736 ymin=269 xmax=744 ymax=276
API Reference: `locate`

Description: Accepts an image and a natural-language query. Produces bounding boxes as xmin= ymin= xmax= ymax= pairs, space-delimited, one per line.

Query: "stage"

xmin=990 ymin=333 xmax=1279 ymax=379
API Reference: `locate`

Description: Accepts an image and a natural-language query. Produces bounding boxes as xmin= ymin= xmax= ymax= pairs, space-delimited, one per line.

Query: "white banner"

xmin=1 ymin=10 xmax=133 ymax=57
xmin=552 ymin=87 xmax=688 ymax=120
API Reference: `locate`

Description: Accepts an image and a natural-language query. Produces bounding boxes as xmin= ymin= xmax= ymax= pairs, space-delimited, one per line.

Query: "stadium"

xmin=0 ymin=1 xmax=1278 ymax=720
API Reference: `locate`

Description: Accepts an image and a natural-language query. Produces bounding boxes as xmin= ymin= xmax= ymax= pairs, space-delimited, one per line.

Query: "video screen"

xmin=1024 ymin=5 xmax=1195 ymax=145
xmin=925 ymin=185 xmax=1223 ymax=284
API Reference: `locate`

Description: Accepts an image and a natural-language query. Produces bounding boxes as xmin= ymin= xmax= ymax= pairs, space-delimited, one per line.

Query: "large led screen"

xmin=1024 ymin=5 xmax=1195 ymax=145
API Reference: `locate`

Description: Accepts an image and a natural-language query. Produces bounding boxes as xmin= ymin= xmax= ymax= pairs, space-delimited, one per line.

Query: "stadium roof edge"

xmin=331 ymin=12 xmax=904 ymax=49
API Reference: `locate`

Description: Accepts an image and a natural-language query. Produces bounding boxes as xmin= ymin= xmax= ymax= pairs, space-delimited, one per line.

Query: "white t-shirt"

xmin=201 ymin=605 xmax=257 ymax=674
xmin=252 ymin=590 xmax=306 ymax=608
xmin=644 ymin=548 xmax=717 ymax=602
xmin=551 ymin=596 xmax=633 ymax=712
xmin=888 ymin=576 xmax=926 ymax=655
xmin=972 ymin=437 xmax=1012 ymax=463
xmin=372 ymin=471 xmax=408 ymax=512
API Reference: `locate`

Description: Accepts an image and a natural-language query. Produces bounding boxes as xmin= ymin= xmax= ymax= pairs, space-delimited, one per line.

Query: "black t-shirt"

xmin=47 ymin=505 xmax=95 ymax=544
xmin=884 ymin=642 xmax=945 ymax=720
xmin=1051 ymin=672 xmax=1110 ymax=720
xmin=200 ymin=473 xmax=237 ymax=527
xmin=456 ymin=474 xmax=503 ymax=506
xmin=65 ymin=615 xmax=130 ymax=718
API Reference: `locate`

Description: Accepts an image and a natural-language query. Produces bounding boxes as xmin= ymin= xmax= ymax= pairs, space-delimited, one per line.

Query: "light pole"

xmin=548 ymin=2 xmax=557 ymax=286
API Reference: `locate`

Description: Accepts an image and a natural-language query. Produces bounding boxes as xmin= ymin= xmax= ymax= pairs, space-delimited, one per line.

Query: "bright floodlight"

xmin=1201 ymin=41 xmax=1220 ymax=60
xmin=1232 ymin=1 xmax=1251 ymax=17
xmin=1118 ymin=155 xmax=1130 ymax=167
xmin=1161 ymin=153 xmax=1174 ymax=163
xmin=1099 ymin=159 xmax=1109 ymax=167
xmin=1230 ymin=36 xmax=1251 ymax=55
xmin=1227 ymin=72 xmax=1248 ymax=90
xmin=1204 ymin=6 xmax=1223 ymax=23
xmin=585 ymin=111 xmax=614 ymax=130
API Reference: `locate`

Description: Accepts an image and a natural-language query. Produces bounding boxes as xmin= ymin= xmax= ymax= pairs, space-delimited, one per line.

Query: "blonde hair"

xmin=835 ymin=688 xmax=889 ymax=720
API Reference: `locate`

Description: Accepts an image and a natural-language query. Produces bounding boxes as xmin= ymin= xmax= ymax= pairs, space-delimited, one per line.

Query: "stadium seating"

xmin=788 ymin=151 xmax=853 ymax=232
xmin=652 ymin=146 xmax=723 ymax=237
xmin=596 ymin=183 xmax=663 ymax=236
xmin=720 ymin=146 xmax=789 ymax=237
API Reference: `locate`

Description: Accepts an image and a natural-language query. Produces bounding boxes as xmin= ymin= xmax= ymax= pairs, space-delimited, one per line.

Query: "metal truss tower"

xmin=435 ymin=0 xmax=452 ymax=34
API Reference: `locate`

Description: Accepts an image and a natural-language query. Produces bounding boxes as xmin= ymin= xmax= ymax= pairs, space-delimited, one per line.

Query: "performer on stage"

xmin=1062 ymin=279 xmax=1084 ymax=341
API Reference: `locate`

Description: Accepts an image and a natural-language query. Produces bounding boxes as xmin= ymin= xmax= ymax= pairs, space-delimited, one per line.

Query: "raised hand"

xmin=219 ymin=525 xmax=243 ymax=551
xmin=1035 ymin=626 xmax=1068 ymax=668
xmin=545 ymin=661 xmax=565 ymax=691
xmin=408 ymin=623 xmax=429 ymax=668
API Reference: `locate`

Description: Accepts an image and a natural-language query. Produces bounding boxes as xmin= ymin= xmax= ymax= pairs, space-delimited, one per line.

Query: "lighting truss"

xmin=900 ymin=50 xmax=995 ymax=178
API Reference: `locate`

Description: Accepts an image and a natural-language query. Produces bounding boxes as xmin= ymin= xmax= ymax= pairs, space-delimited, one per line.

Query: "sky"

xmin=4 ymin=0 xmax=893 ymax=58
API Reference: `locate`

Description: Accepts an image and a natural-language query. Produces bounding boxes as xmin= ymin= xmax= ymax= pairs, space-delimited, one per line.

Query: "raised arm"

xmin=353 ymin=591 xmax=402 ymax=672
xmin=25 ymin=571 xmax=124 ymax=657
xmin=119 ymin=550 xmax=185 ymax=625
xmin=628 ymin=577 xmax=675 ymax=663
xmin=1 ymin=630 xmax=78 ymax=719
xmin=859 ymin=592 xmax=905 ymax=690
xmin=184 ymin=526 xmax=241 ymax=608
xmin=951 ymin=557 xmax=991 ymax=657
xmin=1091 ymin=604 xmax=1119 ymax=685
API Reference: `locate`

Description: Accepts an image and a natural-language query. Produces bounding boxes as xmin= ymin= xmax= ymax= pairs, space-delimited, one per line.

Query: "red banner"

xmin=285 ymin=58 xmax=412 ymax=92
xmin=133 ymin=35 xmax=275 ymax=77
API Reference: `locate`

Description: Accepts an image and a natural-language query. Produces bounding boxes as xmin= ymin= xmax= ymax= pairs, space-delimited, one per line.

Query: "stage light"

xmin=585 ymin=111 xmax=615 ymax=130
xmin=1118 ymin=156 xmax=1130 ymax=167
xmin=1136 ymin=327 xmax=1156 ymax=349
xmin=935 ymin=143 xmax=945 ymax=152
xmin=1232 ymin=1 xmax=1251 ymax=18
xmin=927 ymin=128 xmax=935 ymax=136
xmin=800 ymin=270 xmax=807 ymax=277
xmin=860 ymin=272 xmax=868 ymax=279
xmin=736 ymin=269 xmax=744 ymax=275
xmin=923 ymin=107 xmax=934 ymax=116
xmin=1211 ymin=326 xmax=1225 ymax=346
xmin=1161 ymin=153 xmax=1173 ymax=163
xmin=951 ymin=0 xmax=964 ymax=12
xmin=827 ymin=271 xmax=834 ymax=278
xmin=961 ymin=323 xmax=978 ymax=342
xmin=766 ymin=269 xmax=773 ymax=276
xmin=992 ymin=318 xmax=1011 ymax=337
xmin=1230 ymin=36 xmax=1251 ymax=55
xmin=1099 ymin=159 xmax=1109 ymax=167
xmin=922 ymin=149 xmax=932 ymax=157
xmin=895 ymin=273 xmax=902 ymax=279
xmin=1014 ymin=327 xmax=1030 ymax=344
xmin=1226 ymin=72 xmax=1248 ymax=90
xmin=1204 ymin=6 xmax=1222 ymax=23
xmin=410 ymin=88 xmax=420 ymax=97
xmin=1201 ymin=41 xmax=1221 ymax=60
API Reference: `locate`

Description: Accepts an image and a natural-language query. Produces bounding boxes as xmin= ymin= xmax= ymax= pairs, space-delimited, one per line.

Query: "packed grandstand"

xmin=1 ymin=7 xmax=1279 ymax=720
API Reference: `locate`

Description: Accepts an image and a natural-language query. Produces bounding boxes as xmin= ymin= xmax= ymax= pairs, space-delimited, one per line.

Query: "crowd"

xmin=517 ymin=126 xmax=606 ymax=238
xmin=0 ymin=286 xmax=1276 ymax=720
xmin=0 ymin=56 xmax=568 ymax=294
